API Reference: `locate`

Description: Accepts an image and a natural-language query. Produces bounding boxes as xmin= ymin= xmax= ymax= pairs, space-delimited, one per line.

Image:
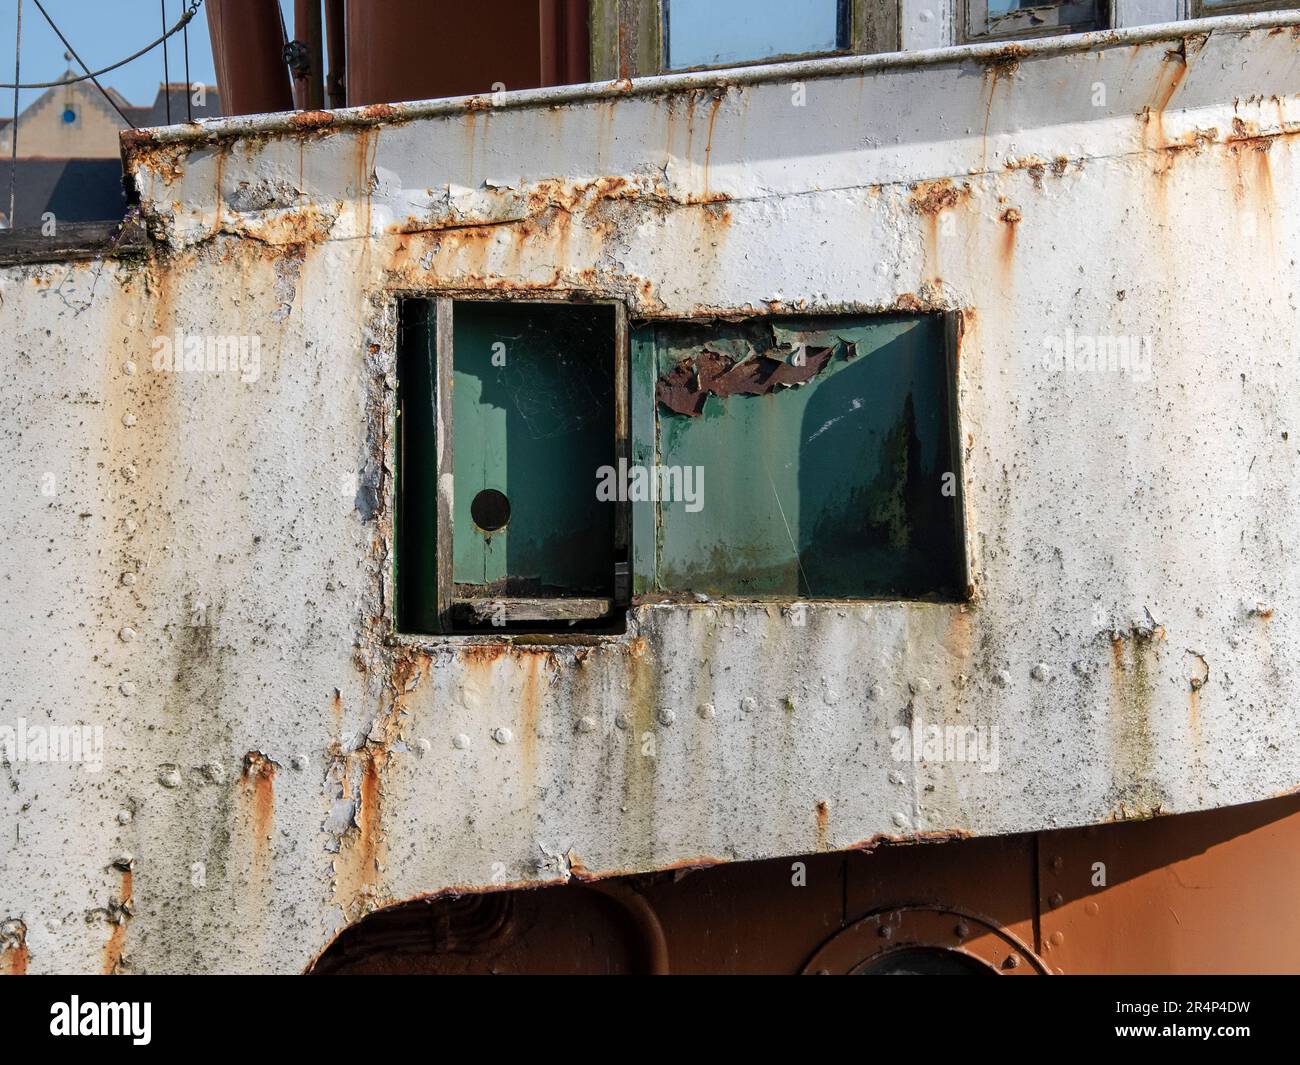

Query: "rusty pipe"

xmin=205 ymin=0 xmax=293 ymax=117
xmin=539 ymin=0 xmax=589 ymax=87
xmin=324 ymin=0 xmax=346 ymax=109
xmin=293 ymin=0 xmax=325 ymax=111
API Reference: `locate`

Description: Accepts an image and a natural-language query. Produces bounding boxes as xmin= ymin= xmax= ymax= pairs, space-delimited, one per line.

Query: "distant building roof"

xmin=130 ymin=83 xmax=222 ymax=127
xmin=0 ymin=82 xmax=221 ymax=228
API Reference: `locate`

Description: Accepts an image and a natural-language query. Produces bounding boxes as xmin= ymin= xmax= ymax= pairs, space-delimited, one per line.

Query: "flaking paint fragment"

xmin=656 ymin=343 xmax=840 ymax=416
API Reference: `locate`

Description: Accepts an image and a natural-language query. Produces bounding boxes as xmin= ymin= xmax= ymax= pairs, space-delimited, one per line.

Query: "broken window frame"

xmin=960 ymin=0 xmax=1107 ymax=43
xmin=632 ymin=308 xmax=972 ymax=603
xmin=589 ymin=0 xmax=900 ymax=81
xmin=394 ymin=293 xmax=631 ymax=636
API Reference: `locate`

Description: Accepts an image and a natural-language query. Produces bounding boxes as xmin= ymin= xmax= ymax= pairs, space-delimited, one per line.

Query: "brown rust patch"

xmin=242 ymin=751 xmax=277 ymax=868
xmin=850 ymin=829 xmax=972 ymax=854
xmin=910 ymin=179 xmax=969 ymax=283
xmin=983 ymin=44 xmax=1028 ymax=83
xmin=909 ymin=179 xmax=970 ymax=217
xmin=0 ymin=921 xmax=28 ymax=975
xmin=290 ymin=110 xmax=335 ymax=130
xmin=656 ymin=345 xmax=836 ymax=417
xmin=815 ymin=801 xmax=830 ymax=850
xmin=102 ymin=869 xmax=132 ymax=975
xmin=999 ymin=206 xmax=1021 ymax=273
xmin=1005 ymin=156 xmax=1047 ymax=188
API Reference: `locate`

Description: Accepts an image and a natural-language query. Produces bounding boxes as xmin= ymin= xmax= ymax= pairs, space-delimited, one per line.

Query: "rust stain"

xmin=0 ymin=943 xmax=28 ymax=975
xmin=909 ymin=179 xmax=969 ymax=217
xmin=999 ymin=206 xmax=1021 ymax=274
xmin=815 ymin=801 xmax=830 ymax=850
xmin=910 ymin=179 xmax=969 ymax=283
xmin=850 ymin=829 xmax=972 ymax=853
xmin=102 ymin=869 xmax=132 ymax=975
xmin=518 ymin=654 xmax=545 ymax=777
xmin=243 ymin=751 xmax=277 ymax=869
xmin=0 ymin=920 xmax=28 ymax=975
xmin=1005 ymin=155 xmax=1047 ymax=188
xmin=703 ymin=91 xmax=724 ymax=195
xmin=290 ymin=109 xmax=336 ymax=130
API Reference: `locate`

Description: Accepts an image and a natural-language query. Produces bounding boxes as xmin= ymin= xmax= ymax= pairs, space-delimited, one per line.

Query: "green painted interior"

xmin=644 ymin=313 xmax=964 ymax=599
xmin=451 ymin=302 xmax=616 ymax=597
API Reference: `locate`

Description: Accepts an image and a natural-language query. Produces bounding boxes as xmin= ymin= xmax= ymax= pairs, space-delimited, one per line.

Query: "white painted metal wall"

xmin=1 ymin=13 xmax=1299 ymax=972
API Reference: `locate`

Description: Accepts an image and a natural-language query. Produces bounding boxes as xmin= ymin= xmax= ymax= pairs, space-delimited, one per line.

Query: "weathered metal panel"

xmin=2 ymin=14 xmax=1300 ymax=973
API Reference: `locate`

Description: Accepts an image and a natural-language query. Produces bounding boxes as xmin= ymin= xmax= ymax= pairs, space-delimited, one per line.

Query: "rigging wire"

xmin=8 ymin=0 xmax=21 ymax=229
xmin=30 ymin=0 xmax=137 ymax=128
xmin=160 ymin=0 xmax=170 ymax=124
xmin=182 ymin=0 xmax=191 ymax=122
xmin=0 ymin=0 xmax=204 ymax=90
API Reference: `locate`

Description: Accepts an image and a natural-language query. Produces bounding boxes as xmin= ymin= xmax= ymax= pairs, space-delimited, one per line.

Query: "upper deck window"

xmin=962 ymin=0 xmax=1103 ymax=41
xmin=663 ymin=0 xmax=849 ymax=71
xmin=590 ymin=0 xmax=898 ymax=80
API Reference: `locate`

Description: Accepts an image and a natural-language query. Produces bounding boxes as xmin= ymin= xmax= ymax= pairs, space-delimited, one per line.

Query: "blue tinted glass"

xmin=665 ymin=0 xmax=845 ymax=71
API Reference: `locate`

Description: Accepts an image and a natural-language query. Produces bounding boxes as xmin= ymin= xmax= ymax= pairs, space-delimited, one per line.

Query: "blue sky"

xmin=0 ymin=0 xmax=293 ymax=111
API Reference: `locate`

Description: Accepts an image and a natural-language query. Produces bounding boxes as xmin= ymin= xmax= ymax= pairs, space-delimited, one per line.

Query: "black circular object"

xmin=471 ymin=488 xmax=511 ymax=532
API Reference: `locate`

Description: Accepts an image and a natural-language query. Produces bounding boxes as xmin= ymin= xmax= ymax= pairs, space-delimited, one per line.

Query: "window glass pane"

xmin=988 ymin=0 xmax=1065 ymax=16
xmin=665 ymin=0 xmax=846 ymax=72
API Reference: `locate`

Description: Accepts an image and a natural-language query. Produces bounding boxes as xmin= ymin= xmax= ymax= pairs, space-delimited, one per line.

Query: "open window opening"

xmin=635 ymin=311 xmax=967 ymax=601
xmin=396 ymin=297 xmax=629 ymax=636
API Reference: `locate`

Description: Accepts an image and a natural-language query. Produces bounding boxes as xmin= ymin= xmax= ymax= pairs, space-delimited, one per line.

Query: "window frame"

xmin=960 ymin=0 xmax=1108 ymax=43
xmin=1190 ymin=0 xmax=1297 ymax=16
xmin=632 ymin=307 xmax=971 ymax=604
xmin=589 ymin=0 xmax=900 ymax=81
xmin=395 ymin=292 xmax=630 ymax=636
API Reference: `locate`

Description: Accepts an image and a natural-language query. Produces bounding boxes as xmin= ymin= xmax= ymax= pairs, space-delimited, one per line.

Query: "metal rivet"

xmin=1031 ymin=662 xmax=1051 ymax=682
xmin=119 ymin=680 xmax=137 ymax=696
xmin=740 ymin=696 xmax=757 ymax=713
xmin=657 ymin=708 xmax=675 ymax=726
xmin=1049 ymin=892 xmax=1063 ymax=908
xmin=118 ymin=626 xmax=136 ymax=643
xmin=613 ymin=713 xmax=629 ymax=731
xmin=121 ymin=413 xmax=137 ymax=428
xmin=576 ymin=716 xmax=597 ymax=733
xmin=1003 ymin=953 xmax=1021 ymax=969
xmin=878 ymin=925 xmax=892 ymax=939
xmin=120 ymin=572 xmax=137 ymax=587
xmin=491 ymin=727 xmax=512 ymax=745
xmin=955 ymin=922 xmax=970 ymax=938
xmin=452 ymin=733 xmax=470 ymax=750
xmin=123 ymin=361 xmax=137 ymax=376
xmin=697 ymin=702 xmax=715 ymax=720
xmin=157 ymin=766 xmax=182 ymax=788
